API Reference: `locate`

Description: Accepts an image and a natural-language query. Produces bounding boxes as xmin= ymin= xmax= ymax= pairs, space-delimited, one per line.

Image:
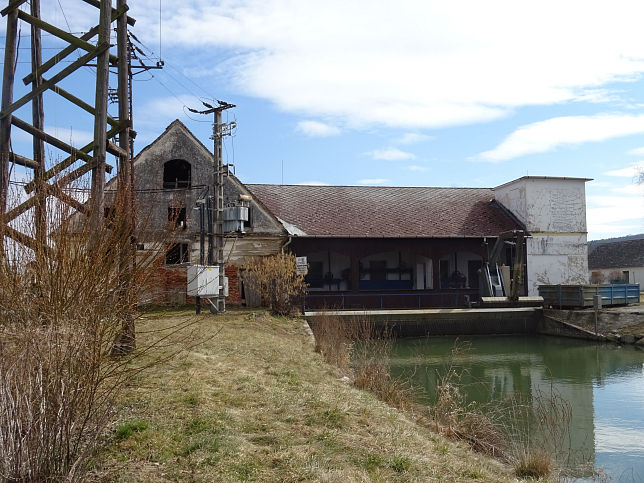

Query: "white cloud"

xmin=586 ymin=192 xmax=644 ymax=239
xmin=478 ymin=114 xmax=644 ymax=162
xmin=407 ymin=165 xmax=428 ymax=172
xmin=398 ymin=133 xmax=432 ymax=145
xmin=358 ymin=178 xmax=389 ymax=185
xmin=295 ymin=181 xmax=329 ymax=186
xmin=295 ymin=120 xmax=340 ymax=137
xmin=627 ymin=146 xmax=644 ymax=156
xmin=130 ymin=0 xmax=644 ymax=129
xmin=365 ymin=148 xmax=416 ymax=161
xmin=604 ymin=162 xmax=643 ymax=177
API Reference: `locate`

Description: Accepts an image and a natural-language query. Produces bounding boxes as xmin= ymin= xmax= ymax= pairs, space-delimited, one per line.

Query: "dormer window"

xmin=163 ymin=159 xmax=191 ymax=189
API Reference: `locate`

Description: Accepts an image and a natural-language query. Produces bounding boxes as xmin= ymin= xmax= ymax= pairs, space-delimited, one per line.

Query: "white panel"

xmin=187 ymin=265 xmax=219 ymax=296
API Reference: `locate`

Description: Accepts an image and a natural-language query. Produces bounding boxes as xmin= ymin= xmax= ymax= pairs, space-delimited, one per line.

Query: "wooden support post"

xmin=90 ymin=0 xmax=112 ymax=226
xmin=0 ymin=6 xmax=18 ymax=231
xmin=115 ymin=0 xmax=136 ymax=351
xmin=31 ymin=0 xmax=46 ymax=252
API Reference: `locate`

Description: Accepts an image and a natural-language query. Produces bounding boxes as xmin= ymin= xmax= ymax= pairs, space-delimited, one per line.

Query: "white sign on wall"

xmin=296 ymin=256 xmax=308 ymax=276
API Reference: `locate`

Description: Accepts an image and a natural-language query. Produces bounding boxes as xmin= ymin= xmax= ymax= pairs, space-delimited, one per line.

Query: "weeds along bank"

xmin=311 ymin=312 xmax=575 ymax=480
xmin=90 ymin=308 xmax=511 ymax=481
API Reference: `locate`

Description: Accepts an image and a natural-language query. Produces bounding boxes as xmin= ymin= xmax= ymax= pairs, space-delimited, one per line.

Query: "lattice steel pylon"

xmin=0 ymin=0 xmax=135 ymax=252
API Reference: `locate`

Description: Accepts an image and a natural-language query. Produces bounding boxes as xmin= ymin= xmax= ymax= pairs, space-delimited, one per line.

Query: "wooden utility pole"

xmin=188 ymin=100 xmax=235 ymax=313
xmin=0 ymin=0 xmax=135 ymax=252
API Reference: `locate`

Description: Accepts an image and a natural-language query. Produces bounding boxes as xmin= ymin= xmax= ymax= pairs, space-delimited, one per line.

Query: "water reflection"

xmin=390 ymin=336 xmax=644 ymax=479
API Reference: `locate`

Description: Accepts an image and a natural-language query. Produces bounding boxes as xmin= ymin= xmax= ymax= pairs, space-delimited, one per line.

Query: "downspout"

xmin=281 ymin=235 xmax=293 ymax=254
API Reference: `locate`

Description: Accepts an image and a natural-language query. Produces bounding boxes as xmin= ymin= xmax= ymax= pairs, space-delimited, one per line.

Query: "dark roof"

xmin=588 ymin=238 xmax=644 ymax=269
xmin=245 ymin=184 xmax=523 ymax=238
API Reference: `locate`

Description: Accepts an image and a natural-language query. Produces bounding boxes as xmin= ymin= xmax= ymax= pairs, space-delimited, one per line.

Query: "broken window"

xmin=168 ymin=206 xmax=187 ymax=230
xmin=166 ymin=243 xmax=189 ymax=265
xmin=163 ymin=159 xmax=191 ymax=189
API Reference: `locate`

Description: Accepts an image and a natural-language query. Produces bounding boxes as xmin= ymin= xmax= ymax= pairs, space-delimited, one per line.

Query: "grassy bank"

xmin=90 ymin=308 xmax=512 ymax=481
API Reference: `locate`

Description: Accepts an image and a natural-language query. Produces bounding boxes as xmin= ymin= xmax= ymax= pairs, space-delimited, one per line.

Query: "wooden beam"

xmin=81 ymin=0 xmax=136 ymax=26
xmin=50 ymin=84 xmax=119 ymax=128
xmin=107 ymin=141 xmax=128 ymax=158
xmin=11 ymin=117 xmax=93 ymax=163
xmin=49 ymin=185 xmax=89 ymax=215
xmin=1 ymin=0 xmax=28 ymax=16
xmin=23 ymin=124 xmax=120 ymax=193
xmin=10 ymin=153 xmax=39 ymax=170
xmin=2 ymin=224 xmax=38 ymax=251
xmin=0 ymin=45 xmax=108 ymax=120
xmin=50 ymin=159 xmax=98 ymax=192
xmin=23 ymin=26 xmax=97 ymax=85
xmin=17 ymin=10 xmax=118 ymax=66
xmin=23 ymin=5 xmax=129 ymax=85
xmin=3 ymin=186 xmax=47 ymax=222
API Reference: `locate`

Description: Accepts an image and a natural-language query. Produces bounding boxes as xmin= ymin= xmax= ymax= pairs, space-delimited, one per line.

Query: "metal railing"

xmin=304 ymin=290 xmax=479 ymax=311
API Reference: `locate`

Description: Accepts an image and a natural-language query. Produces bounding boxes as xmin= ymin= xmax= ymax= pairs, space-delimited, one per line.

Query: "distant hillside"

xmin=588 ymin=234 xmax=644 ymax=254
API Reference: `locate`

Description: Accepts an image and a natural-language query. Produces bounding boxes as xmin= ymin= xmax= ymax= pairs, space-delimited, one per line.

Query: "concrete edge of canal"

xmin=304 ymin=307 xmax=634 ymax=342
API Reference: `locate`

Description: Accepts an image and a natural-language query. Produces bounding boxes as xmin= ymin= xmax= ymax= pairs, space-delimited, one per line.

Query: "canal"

xmin=390 ymin=335 xmax=644 ymax=480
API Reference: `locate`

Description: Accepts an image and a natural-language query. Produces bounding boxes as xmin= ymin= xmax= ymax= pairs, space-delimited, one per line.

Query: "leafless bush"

xmin=590 ymin=270 xmax=604 ymax=284
xmin=502 ymin=384 xmax=573 ymax=478
xmin=0 ymin=184 xmax=169 ymax=481
xmin=244 ymin=253 xmax=307 ymax=316
xmin=430 ymin=343 xmax=507 ymax=457
xmin=311 ymin=312 xmax=413 ymax=409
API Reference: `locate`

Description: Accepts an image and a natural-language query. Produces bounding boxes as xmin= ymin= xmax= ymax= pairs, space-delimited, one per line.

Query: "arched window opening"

xmin=163 ymin=159 xmax=191 ymax=189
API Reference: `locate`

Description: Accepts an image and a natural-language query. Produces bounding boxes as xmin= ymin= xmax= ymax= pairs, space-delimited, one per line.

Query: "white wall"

xmin=495 ymin=177 xmax=590 ymax=295
xmin=590 ymin=266 xmax=644 ymax=285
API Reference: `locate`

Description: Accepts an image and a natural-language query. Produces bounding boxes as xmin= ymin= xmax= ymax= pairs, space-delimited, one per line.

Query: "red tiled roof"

xmin=245 ymin=184 xmax=522 ymax=238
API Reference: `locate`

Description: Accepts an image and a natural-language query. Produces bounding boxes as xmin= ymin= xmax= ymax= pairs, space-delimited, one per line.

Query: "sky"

xmin=2 ymin=0 xmax=644 ymax=240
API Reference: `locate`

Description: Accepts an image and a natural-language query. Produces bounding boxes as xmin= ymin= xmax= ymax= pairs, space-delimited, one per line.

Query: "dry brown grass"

xmin=90 ymin=308 xmax=512 ymax=482
xmin=514 ymin=449 xmax=554 ymax=479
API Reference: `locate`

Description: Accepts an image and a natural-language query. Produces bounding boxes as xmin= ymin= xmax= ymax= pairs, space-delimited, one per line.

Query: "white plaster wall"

xmin=590 ymin=266 xmax=644 ymax=285
xmin=527 ymin=235 xmax=589 ymax=294
xmin=496 ymin=178 xmax=587 ymax=233
xmin=495 ymin=177 xmax=590 ymax=295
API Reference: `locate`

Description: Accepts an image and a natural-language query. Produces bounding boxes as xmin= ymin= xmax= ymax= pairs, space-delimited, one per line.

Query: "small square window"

xmin=166 ymin=243 xmax=189 ymax=265
xmin=168 ymin=207 xmax=187 ymax=230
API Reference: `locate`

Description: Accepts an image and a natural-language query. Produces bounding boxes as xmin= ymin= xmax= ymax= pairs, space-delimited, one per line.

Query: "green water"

xmin=390 ymin=335 xmax=644 ymax=480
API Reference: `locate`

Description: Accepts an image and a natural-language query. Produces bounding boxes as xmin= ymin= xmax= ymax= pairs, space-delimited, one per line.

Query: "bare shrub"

xmin=589 ymin=270 xmax=604 ymax=284
xmin=502 ymin=384 xmax=572 ymax=478
xmin=311 ymin=313 xmax=413 ymax=409
xmin=430 ymin=344 xmax=506 ymax=457
xmin=0 ymin=184 xmax=169 ymax=480
xmin=311 ymin=311 xmax=353 ymax=370
xmin=244 ymin=253 xmax=307 ymax=316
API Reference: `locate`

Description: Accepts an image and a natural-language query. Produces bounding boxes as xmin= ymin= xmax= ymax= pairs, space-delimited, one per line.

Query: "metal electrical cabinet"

xmin=187 ymin=265 xmax=220 ymax=297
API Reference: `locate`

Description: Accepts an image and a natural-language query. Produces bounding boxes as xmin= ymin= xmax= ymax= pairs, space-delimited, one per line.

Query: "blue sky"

xmin=3 ymin=0 xmax=644 ymax=240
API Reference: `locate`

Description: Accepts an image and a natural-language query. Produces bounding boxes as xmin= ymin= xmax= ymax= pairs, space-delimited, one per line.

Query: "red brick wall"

xmin=225 ymin=265 xmax=241 ymax=304
xmin=146 ymin=265 xmax=241 ymax=306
